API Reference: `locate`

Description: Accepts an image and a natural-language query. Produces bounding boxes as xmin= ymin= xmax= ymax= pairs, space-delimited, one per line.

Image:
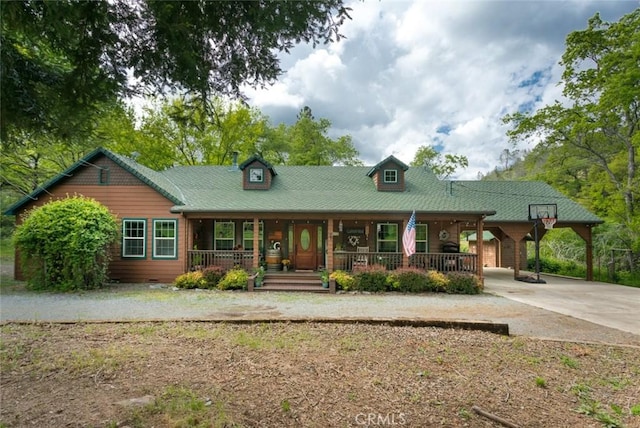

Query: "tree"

xmin=1 ymin=0 xmax=351 ymax=140
xmin=410 ymin=145 xmax=469 ymax=179
xmin=286 ymin=106 xmax=362 ymax=166
xmin=13 ymin=196 xmax=119 ymax=291
xmin=503 ymin=10 xmax=640 ymax=257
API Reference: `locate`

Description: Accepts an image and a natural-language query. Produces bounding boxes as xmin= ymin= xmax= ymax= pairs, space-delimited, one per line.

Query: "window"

xmin=383 ymin=169 xmax=397 ymax=183
xmin=215 ymin=221 xmax=235 ymax=250
xmin=376 ymin=223 xmax=398 ymax=252
xmin=249 ymin=167 xmax=264 ymax=182
xmin=98 ymin=167 xmax=110 ymax=185
xmin=122 ymin=219 xmax=146 ymax=258
xmin=242 ymin=221 xmax=264 ymax=250
xmin=415 ymin=224 xmax=428 ymax=253
xmin=153 ymin=219 xmax=177 ymax=258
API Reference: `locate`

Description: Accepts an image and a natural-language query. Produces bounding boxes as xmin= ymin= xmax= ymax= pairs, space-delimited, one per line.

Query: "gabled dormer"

xmin=366 ymin=155 xmax=409 ymax=192
xmin=239 ymin=155 xmax=277 ymax=190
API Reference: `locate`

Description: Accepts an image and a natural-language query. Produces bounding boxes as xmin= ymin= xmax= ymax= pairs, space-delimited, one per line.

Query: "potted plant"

xmin=281 ymin=259 xmax=291 ymax=272
xmin=254 ymin=266 xmax=265 ymax=287
xmin=320 ymin=270 xmax=330 ymax=288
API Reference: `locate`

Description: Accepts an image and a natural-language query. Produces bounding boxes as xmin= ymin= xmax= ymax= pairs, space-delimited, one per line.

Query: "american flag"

xmin=402 ymin=210 xmax=416 ymax=257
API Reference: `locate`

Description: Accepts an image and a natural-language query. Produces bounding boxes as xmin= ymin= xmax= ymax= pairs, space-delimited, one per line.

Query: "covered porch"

xmin=183 ymin=213 xmax=486 ymax=279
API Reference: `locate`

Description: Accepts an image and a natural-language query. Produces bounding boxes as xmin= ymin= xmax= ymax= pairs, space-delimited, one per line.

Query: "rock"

xmin=116 ymin=395 xmax=155 ymax=407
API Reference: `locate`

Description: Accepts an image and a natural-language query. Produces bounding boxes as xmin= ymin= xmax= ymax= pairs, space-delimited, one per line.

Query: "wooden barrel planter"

xmin=266 ymin=248 xmax=282 ymax=271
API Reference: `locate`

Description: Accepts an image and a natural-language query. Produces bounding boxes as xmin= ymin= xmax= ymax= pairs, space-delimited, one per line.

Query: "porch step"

xmin=255 ymin=272 xmax=330 ymax=293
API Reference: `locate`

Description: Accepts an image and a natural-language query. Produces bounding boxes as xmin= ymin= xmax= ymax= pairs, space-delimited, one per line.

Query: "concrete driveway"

xmin=483 ymin=268 xmax=640 ymax=336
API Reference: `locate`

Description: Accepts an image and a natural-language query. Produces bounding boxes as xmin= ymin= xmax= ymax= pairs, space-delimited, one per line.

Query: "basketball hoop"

xmin=541 ymin=217 xmax=556 ymax=230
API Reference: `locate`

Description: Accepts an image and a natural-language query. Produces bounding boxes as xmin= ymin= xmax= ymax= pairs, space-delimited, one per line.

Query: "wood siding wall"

xmin=13 ymin=159 xmax=185 ymax=283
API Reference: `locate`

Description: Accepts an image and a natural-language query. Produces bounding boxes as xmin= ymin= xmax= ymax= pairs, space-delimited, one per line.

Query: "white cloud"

xmin=243 ymin=0 xmax=638 ymax=179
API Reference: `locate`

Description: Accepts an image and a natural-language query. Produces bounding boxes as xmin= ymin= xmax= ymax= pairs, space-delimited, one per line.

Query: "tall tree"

xmin=503 ymin=10 xmax=639 ymax=256
xmin=103 ymin=97 xmax=269 ymax=169
xmin=286 ymin=107 xmax=361 ymax=166
xmin=410 ymin=145 xmax=469 ymax=179
xmin=1 ymin=0 xmax=351 ymax=140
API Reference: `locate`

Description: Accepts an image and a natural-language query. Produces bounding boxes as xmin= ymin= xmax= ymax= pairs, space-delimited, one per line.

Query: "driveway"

xmin=1 ymin=268 xmax=638 ymax=347
xmin=483 ymin=268 xmax=640 ymax=336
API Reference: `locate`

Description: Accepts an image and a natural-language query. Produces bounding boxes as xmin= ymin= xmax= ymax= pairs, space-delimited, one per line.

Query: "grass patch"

xmin=124 ymin=385 xmax=239 ymax=428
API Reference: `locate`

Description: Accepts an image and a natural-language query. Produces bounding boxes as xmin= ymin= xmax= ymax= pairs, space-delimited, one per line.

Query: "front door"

xmin=294 ymin=224 xmax=317 ymax=270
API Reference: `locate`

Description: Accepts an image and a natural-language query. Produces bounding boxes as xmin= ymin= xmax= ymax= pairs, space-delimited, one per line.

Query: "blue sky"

xmin=242 ymin=0 xmax=638 ymax=179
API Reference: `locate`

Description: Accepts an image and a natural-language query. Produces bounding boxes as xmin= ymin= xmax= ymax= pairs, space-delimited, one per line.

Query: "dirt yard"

xmin=1 ymin=321 xmax=639 ymax=428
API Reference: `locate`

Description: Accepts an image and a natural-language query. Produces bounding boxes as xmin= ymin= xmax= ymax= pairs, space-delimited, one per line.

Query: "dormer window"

xmin=383 ymin=169 xmax=397 ymax=183
xmin=249 ymin=167 xmax=264 ymax=183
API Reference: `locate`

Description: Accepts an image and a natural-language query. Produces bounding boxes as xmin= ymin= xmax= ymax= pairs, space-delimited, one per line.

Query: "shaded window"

xmin=215 ymin=221 xmax=235 ymax=250
xmin=376 ymin=223 xmax=398 ymax=252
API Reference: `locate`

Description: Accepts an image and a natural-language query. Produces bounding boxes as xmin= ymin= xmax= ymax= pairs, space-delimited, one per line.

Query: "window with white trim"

xmin=415 ymin=224 xmax=428 ymax=253
xmin=215 ymin=221 xmax=235 ymax=250
xmin=122 ymin=219 xmax=146 ymax=258
xmin=242 ymin=221 xmax=264 ymax=250
xmin=376 ymin=223 xmax=398 ymax=252
xmin=383 ymin=169 xmax=397 ymax=183
xmin=153 ymin=219 xmax=177 ymax=258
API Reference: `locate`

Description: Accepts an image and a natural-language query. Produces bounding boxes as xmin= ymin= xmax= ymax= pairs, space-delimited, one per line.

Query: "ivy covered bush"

xmin=13 ymin=196 xmax=118 ymax=291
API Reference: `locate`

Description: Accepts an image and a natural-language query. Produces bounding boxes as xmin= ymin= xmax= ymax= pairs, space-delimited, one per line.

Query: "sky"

xmin=241 ymin=0 xmax=638 ymax=179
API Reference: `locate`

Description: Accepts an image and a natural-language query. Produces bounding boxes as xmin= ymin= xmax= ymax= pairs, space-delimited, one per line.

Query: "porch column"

xmin=499 ymin=224 xmax=533 ymax=279
xmin=184 ymin=217 xmax=193 ymax=272
xmin=572 ymin=224 xmax=595 ymax=281
xmin=327 ymin=218 xmax=334 ymax=271
xmin=253 ymin=217 xmax=260 ymax=269
xmin=476 ymin=217 xmax=484 ymax=282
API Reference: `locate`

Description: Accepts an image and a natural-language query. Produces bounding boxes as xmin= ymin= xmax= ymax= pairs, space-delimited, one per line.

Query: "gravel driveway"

xmin=2 ymin=271 xmax=639 ymax=347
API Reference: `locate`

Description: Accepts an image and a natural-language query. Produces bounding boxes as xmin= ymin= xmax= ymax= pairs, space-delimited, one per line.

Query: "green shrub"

xmin=425 ymin=270 xmax=448 ymax=292
xmin=201 ymin=265 xmax=226 ymax=288
xmin=13 ymin=195 xmax=119 ymax=291
xmin=445 ymin=272 xmax=482 ymax=294
xmin=353 ymin=264 xmax=388 ymax=292
xmin=387 ymin=268 xmax=431 ymax=293
xmin=174 ymin=271 xmax=207 ymax=289
xmin=218 ymin=268 xmax=249 ymax=290
xmin=330 ymin=270 xmax=355 ymax=291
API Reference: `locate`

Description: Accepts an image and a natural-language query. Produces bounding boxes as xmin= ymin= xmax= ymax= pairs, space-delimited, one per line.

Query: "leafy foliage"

xmin=444 ymin=273 xmax=483 ymax=295
xmin=13 ymin=196 xmax=118 ymax=291
xmin=503 ymin=9 xmax=640 ymax=267
xmin=352 ymin=264 xmax=388 ymax=292
xmin=410 ymin=145 xmax=469 ymax=179
xmin=329 ymin=270 xmax=356 ymax=291
xmin=1 ymin=0 xmax=351 ymax=140
xmin=217 ymin=268 xmax=249 ymax=291
xmin=174 ymin=271 xmax=207 ymax=290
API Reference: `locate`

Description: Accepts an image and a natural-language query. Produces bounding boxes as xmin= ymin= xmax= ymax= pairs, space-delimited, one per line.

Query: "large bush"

xmin=217 ymin=268 xmax=249 ymax=290
xmin=352 ymin=264 xmax=388 ymax=292
xmin=13 ymin=196 xmax=119 ymax=291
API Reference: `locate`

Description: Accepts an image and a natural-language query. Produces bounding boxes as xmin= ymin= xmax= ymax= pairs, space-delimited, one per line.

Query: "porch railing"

xmin=188 ymin=250 xmax=254 ymax=272
xmin=332 ymin=251 xmax=478 ymax=273
xmin=187 ymin=250 xmax=478 ymax=274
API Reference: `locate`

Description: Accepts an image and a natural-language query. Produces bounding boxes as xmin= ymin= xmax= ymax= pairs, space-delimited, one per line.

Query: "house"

xmin=5 ymin=147 xmax=603 ymax=285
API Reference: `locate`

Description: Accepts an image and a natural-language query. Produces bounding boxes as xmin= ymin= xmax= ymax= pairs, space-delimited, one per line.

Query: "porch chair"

xmin=353 ymin=246 xmax=369 ymax=269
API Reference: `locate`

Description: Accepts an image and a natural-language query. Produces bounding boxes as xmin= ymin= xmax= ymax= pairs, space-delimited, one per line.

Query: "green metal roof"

xmin=4 ymin=148 xmax=602 ymax=224
xmin=453 ymin=181 xmax=602 ymax=223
